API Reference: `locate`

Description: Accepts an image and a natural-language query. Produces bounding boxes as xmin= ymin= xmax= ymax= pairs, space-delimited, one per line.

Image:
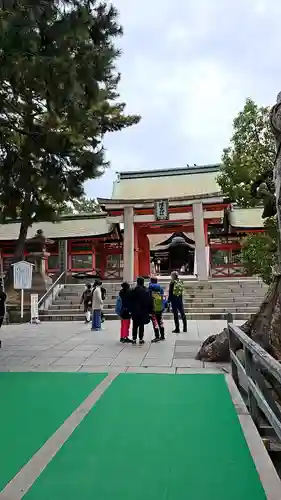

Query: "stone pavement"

xmin=0 ymin=319 xmax=241 ymax=373
xmin=1 ymin=319 xmax=280 ymax=500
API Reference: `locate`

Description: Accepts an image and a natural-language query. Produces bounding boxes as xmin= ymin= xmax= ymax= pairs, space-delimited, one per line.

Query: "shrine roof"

xmin=0 ymin=214 xmax=115 ymax=241
xmin=111 ymin=164 xmax=221 ymax=201
xmin=148 ymin=232 xmax=194 ymax=251
xmin=229 ymin=207 xmax=264 ymax=229
xmin=98 ymin=192 xmax=224 ymax=209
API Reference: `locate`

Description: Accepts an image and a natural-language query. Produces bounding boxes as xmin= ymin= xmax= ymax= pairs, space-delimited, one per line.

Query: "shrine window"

xmin=0 ymin=244 xmax=15 ymax=255
xmin=48 ymin=242 xmax=59 ymax=254
xmin=2 ymin=256 xmax=13 ymax=271
xmin=229 ymin=249 xmax=242 ymax=264
xmin=107 ymin=254 xmax=120 ymax=268
xmin=71 ymin=254 xmax=92 ymax=270
xmin=48 ymin=255 xmax=59 ymax=270
xmin=210 ymin=249 xmax=229 ymax=265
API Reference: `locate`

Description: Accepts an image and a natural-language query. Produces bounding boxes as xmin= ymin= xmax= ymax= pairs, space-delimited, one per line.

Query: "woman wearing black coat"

xmin=128 ymin=277 xmax=153 ymax=345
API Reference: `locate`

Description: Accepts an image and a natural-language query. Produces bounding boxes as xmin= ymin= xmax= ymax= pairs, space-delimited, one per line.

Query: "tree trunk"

xmin=196 ymin=276 xmax=281 ymax=361
xmin=4 ymin=221 xmax=29 ymax=291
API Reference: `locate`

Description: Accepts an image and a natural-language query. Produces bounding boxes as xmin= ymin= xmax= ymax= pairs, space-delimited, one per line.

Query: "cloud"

xmin=86 ymin=0 xmax=281 ymax=198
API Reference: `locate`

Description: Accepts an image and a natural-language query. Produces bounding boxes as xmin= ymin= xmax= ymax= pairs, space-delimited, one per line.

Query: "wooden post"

xmin=227 ymin=314 xmax=239 ymax=386
xmin=244 ymin=347 xmax=260 ymax=425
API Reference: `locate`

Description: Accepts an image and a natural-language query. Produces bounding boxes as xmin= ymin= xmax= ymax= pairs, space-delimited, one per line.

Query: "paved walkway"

xmin=0 ymin=320 xmax=280 ymax=499
xmin=0 ymin=319 xmax=233 ymax=373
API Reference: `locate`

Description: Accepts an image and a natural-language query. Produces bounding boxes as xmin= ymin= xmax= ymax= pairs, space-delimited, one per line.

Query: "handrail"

xmin=38 ymin=270 xmax=67 ymax=308
xmin=227 ymin=319 xmax=281 ymax=441
xmin=229 ymin=324 xmax=281 ymax=385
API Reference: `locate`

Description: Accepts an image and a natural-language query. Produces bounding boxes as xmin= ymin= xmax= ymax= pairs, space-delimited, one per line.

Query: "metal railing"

xmin=38 ymin=270 xmax=67 ymax=311
xmin=227 ymin=318 xmax=281 ymax=441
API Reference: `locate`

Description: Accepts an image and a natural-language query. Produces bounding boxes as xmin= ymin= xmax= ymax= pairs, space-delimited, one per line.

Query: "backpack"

xmin=173 ymin=280 xmax=184 ymax=297
xmin=101 ymin=287 xmax=106 ymax=301
xmin=152 ymin=291 xmax=163 ymax=313
xmin=115 ymin=295 xmax=122 ymax=316
xmin=84 ymin=289 xmax=92 ymax=304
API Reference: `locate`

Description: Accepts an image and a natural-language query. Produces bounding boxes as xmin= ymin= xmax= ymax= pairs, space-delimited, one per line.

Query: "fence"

xmin=227 ymin=318 xmax=281 ymax=442
xmin=211 ymin=263 xmax=246 ymax=278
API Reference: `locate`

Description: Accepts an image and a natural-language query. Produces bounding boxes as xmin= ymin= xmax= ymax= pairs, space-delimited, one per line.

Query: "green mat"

xmin=24 ymin=373 xmax=266 ymax=500
xmin=0 ymin=372 xmax=106 ymax=491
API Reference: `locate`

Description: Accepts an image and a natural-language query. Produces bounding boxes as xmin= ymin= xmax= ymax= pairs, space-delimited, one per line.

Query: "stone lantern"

xmin=26 ymin=229 xmax=54 ymax=291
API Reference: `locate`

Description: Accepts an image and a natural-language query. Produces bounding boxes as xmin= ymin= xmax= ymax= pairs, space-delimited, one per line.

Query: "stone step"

xmin=39 ymin=311 xmax=256 ymax=321
xmin=51 ymin=297 xmax=263 ymax=308
xmin=56 ymin=290 xmax=265 ymax=304
xmin=45 ymin=277 xmax=266 ymax=322
xmin=50 ymin=297 xmax=262 ymax=309
xmin=63 ymin=282 xmax=266 ymax=291
xmin=60 ymin=284 xmax=266 ymax=293
xmin=44 ymin=305 xmax=259 ymax=316
xmin=63 ymin=280 xmax=266 ymax=289
xmin=54 ymin=292 xmax=266 ymax=302
xmin=52 ymin=298 xmax=263 ymax=308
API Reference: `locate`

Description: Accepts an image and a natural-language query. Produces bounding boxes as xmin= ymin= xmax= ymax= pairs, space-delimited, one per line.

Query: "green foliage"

xmin=241 ymin=217 xmax=277 ymax=284
xmin=60 ymin=196 xmax=102 ymax=214
xmin=0 ymin=0 xmax=140 ymax=252
xmin=217 ymin=98 xmax=275 ymax=207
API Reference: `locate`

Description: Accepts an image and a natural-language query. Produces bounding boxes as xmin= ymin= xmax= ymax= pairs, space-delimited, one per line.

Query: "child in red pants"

xmin=116 ymin=282 xmax=132 ymax=343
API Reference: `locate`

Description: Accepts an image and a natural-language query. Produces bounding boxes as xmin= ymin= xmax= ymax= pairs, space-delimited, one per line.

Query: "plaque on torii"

xmin=154 ymin=200 xmax=169 ymax=221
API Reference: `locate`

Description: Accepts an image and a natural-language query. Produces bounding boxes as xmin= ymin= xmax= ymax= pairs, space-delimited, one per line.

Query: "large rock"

xmin=196 ymin=329 xmax=230 ymax=362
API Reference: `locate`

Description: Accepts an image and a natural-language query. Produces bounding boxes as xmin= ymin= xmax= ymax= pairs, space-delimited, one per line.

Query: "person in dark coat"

xmin=168 ymin=271 xmax=187 ymax=333
xmin=129 ymin=276 xmax=153 ymax=345
xmin=80 ymin=283 xmax=93 ymax=323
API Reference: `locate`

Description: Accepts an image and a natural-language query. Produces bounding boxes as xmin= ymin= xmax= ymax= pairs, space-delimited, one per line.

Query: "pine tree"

xmin=60 ymin=196 xmax=102 ymax=214
xmin=0 ymin=0 xmax=140 ymax=280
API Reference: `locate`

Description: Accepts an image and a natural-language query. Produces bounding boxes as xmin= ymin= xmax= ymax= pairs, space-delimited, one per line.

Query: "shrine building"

xmin=0 ymin=165 xmax=264 ymax=281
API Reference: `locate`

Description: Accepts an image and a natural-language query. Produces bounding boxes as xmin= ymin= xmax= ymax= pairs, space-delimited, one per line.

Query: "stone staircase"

xmin=39 ymin=278 xmax=268 ymax=322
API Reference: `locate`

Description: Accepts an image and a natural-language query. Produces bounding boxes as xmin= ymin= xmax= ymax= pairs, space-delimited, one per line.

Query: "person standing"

xmin=100 ymin=282 xmax=106 ymax=323
xmin=129 ymin=277 xmax=153 ymax=345
xmin=168 ymin=271 xmax=187 ymax=333
xmin=115 ymin=282 xmax=132 ymax=343
xmin=148 ymin=277 xmax=166 ymax=342
xmin=150 ymin=257 xmax=156 ymax=275
xmin=80 ymin=283 xmax=92 ymax=323
xmin=155 ymin=258 xmax=161 ymax=275
xmin=91 ymin=279 xmax=103 ymax=331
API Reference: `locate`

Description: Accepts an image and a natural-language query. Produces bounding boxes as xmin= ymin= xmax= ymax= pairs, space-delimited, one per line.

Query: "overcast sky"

xmin=85 ymin=0 xmax=281 ymax=199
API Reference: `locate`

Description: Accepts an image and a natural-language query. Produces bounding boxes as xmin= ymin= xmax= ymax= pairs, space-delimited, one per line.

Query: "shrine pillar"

xmin=193 ymin=202 xmax=208 ymax=281
xmin=138 ymin=231 xmax=150 ymax=278
xmin=123 ymin=205 xmax=134 ymax=283
xmin=134 ymin=224 xmax=139 ymax=279
xmin=204 ymin=221 xmax=210 ymax=277
xmin=92 ymin=244 xmax=96 ymax=271
xmin=100 ymin=252 xmax=106 ymax=279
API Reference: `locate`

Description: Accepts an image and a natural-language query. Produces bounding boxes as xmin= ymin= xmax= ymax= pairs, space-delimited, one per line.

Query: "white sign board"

xmin=12 ymin=261 xmax=33 ymax=289
xmin=154 ymin=200 xmax=169 ymax=221
xmin=31 ymin=294 xmax=39 ymax=319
